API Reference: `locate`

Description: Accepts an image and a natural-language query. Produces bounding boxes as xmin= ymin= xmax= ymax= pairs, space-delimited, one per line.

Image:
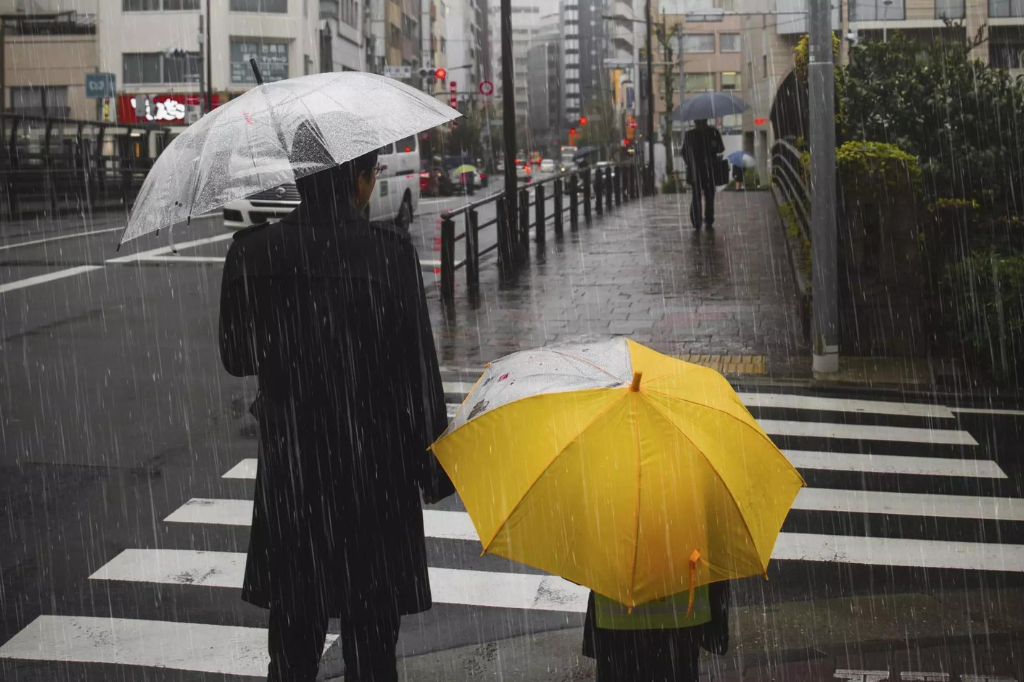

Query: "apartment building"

xmin=445 ymin=0 xmax=485 ymax=105
xmin=320 ymin=0 xmax=367 ymax=73
xmin=741 ymin=0 xmax=1023 ymax=181
xmin=1 ymin=2 xmax=98 ymax=121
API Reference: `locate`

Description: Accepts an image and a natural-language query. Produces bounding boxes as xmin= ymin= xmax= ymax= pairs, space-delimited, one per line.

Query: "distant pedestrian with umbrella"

xmin=682 ymin=119 xmax=726 ymax=229
xmin=119 ymin=66 xmax=460 ymax=682
xmin=728 ymin=151 xmax=757 ymax=190
xmin=674 ymin=92 xmax=749 ymax=229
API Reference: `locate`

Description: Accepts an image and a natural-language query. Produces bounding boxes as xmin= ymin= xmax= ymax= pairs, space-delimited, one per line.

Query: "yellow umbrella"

xmin=452 ymin=164 xmax=477 ymax=174
xmin=431 ymin=338 xmax=805 ymax=610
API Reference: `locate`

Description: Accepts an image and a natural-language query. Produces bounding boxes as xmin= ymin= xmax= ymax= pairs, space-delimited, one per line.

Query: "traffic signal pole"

xmin=808 ymin=0 xmax=839 ymax=373
xmin=644 ymin=0 xmax=655 ymax=196
xmin=499 ymin=0 xmax=520 ymax=273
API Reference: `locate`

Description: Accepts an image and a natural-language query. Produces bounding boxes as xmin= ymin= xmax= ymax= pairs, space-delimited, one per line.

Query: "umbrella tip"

xmin=629 ymin=372 xmax=642 ymax=392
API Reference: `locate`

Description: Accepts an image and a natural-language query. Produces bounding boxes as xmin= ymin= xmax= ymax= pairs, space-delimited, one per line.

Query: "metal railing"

xmin=1 ymin=113 xmax=170 ymax=219
xmin=438 ymin=160 xmax=642 ymax=302
xmin=770 ymin=138 xmax=810 ymax=241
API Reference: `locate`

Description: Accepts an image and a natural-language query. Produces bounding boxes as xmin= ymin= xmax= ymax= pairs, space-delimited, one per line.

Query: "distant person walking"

xmin=682 ymin=119 xmax=725 ymax=230
xmin=219 ymin=137 xmax=455 ymax=682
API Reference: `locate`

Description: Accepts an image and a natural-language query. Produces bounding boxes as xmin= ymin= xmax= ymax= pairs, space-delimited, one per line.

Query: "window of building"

xmin=990 ymin=41 xmax=1024 ymax=67
xmin=230 ymin=39 xmax=290 ymax=83
xmin=11 ymin=86 xmax=68 ymax=117
xmin=124 ymin=51 xmax=202 ymax=84
xmin=681 ymin=34 xmax=715 ymax=53
xmin=230 ymin=0 xmax=287 ymax=11
xmin=934 ymin=0 xmax=964 ymax=17
xmin=990 ymin=0 xmax=1024 ymax=16
xmin=123 ymin=0 xmax=161 ymax=9
xmin=163 ymin=0 xmax=201 ymax=8
xmin=684 ymin=72 xmax=714 ymax=92
xmin=850 ymin=0 xmax=905 ymax=20
xmin=721 ymin=71 xmax=741 ymax=90
xmin=720 ymin=33 xmax=740 ymax=52
xmin=762 ymin=55 xmax=768 ymax=77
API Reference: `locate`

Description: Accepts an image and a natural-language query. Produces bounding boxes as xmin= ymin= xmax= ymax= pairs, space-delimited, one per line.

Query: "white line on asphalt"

xmin=165 ymin=498 xmax=252 ymax=525
xmin=783 ymin=450 xmax=1007 ymax=479
xmin=106 ymin=233 xmax=235 ymax=264
xmin=737 ymin=393 xmax=955 ymax=419
xmin=792 ymin=488 xmax=1024 ymax=522
xmin=0 ymin=265 xmax=105 ymax=295
xmin=0 ymin=615 xmax=337 ymax=677
xmin=88 ymin=549 xmax=589 ymax=613
xmin=136 ymin=256 xmax=227 ymax=263
xmin=757 ymin=419 xmax=978 ymax=446
xmin=223 ymin=449 xmax=1008 ymax=482
xmin=772 ymin=532 xmax=1024 ymax=572
xmin=0 ymin=225 xmax=126 ymax=252
xmin=950 ymin=406 xmax=1024 ymax=417
xmin=222 ymin=459 xmax=257 ymax=479
xmin=443 ymin=383 xmax=960 ymax=420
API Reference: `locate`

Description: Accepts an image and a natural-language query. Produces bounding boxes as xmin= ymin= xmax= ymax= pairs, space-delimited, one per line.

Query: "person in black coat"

xmin=682 ymin=119 xmax=725 ymax=230
xmin=218 ymin=142 xmax=455 ymax=682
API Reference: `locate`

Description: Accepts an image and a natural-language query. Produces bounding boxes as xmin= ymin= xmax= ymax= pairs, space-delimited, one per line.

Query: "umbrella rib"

xmin=627 ymin=393 xmax=642 ymax=609
xmin=479 ymin=392 xmax=630 ymax=555
xmin=547 ymin=348 xmax=625 ymax=384
xmin=639 ymin=395 xmax=770 ymax=577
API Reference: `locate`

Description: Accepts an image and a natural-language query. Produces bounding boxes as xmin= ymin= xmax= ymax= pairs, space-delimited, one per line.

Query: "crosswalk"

xmin=2 ymin=378 xmax=1023 ymax=679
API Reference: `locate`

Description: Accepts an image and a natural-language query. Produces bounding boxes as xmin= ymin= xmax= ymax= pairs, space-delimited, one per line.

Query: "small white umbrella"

xmin=119 ymin=69 xmax=460 ymax=245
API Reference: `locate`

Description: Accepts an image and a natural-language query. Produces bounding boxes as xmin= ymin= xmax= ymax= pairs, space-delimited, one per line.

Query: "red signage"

xmin=754 ymin=117 xmax=768 ymax=126
xmin=479 ymin=80 xmax=494 ymax=96
xmin=118 ymin=94 xmax=221 ymax=124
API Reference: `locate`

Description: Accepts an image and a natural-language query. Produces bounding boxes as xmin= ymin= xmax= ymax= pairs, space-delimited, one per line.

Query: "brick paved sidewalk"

xmin=426 ymin=189 xmax=810 ymax=378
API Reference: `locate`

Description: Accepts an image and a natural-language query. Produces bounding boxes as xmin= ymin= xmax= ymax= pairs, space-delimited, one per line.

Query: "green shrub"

xmin=743 ymin=168 xmax=760 ymax=190
xmin=835 ymin=140 xmax=921 ymax=200
xmin=661 ymin=175 xmax=682 ymax=194
xmin=940 ymin=252 xmax=1024 ymax=380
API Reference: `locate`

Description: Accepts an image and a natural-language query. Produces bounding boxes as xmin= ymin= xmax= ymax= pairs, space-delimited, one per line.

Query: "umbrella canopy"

xmin=673 ymin=92 xmax=749 ymax=122
xmin=120 ymin=71 xmax=460 ymax=244
xmin=728 ymin=151 xmax=757 ymax=169
xmin=573 ymin=146 xmax=599 ymax=161
xmin=453 ymin=164 xmax=478 ymax=174
xmin=431 ymin=338 xmax=805 ymax=609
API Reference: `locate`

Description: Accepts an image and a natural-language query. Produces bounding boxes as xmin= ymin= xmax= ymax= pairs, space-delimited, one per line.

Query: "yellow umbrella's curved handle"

xmin=685 ymin=549 xmax=701 ymax=621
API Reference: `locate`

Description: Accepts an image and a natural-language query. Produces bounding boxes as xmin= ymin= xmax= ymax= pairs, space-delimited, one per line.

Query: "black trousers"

xmin=267 ymin=598 xmax=401 ymax=682
xmin=594 ymin=627 xmax=700 ymax=682
xmin=688 ymin=181 xmax=716 ymax=228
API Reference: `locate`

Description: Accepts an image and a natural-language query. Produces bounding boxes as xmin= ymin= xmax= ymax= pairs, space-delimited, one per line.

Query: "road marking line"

xmin=88 ymin=549 xmax=588 ymax=613
xmin=222 ymin=459 xmax=257 ymax=479
xmin=106 ymin=233 xmax=234 ymax=264
xmin=757 ymin=419 xmax=978 ymax=446
xmin=738 ymin=393 xmax=955 ymax=419
xmin=951 ymin=406 xmax=1024 ymax=417
xmin=0 ymin=265 xmax=104 ymax=295
xmin=224 ymin=450 xmax=1007 ymax=482
xmin=136 ymin=256 xmax=226 ymax=263
xmin=0 ymin=225 xmax=126 ymax=252
xmin=0 ymin=615 xmax=337 ymax=676
xmin=444 ymin=383 xmax=959 ymax=420
xmin=793 ymin=488 xmax=1024 ymax=522
xmin=783 ymin=450 xmax=1007 ymax=479
xmin=163 ymin=501 xmax=1024 ymax=565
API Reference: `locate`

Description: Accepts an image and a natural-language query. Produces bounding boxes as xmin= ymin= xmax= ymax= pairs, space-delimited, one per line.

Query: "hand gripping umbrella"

xmin=118 ymin=61 xmax=461 ymax=247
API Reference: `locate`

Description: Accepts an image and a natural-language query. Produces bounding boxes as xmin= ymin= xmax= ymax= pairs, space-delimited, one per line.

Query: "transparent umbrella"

xmin=119 ymin=69 xmax=460 ymax=245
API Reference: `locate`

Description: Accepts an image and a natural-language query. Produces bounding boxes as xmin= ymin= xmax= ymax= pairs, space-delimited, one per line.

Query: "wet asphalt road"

xmin=1 ymin=201 xmax=1023 ymax=681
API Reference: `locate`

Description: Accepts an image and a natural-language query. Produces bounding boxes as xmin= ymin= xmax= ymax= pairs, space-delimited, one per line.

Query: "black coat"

xmin=218 ymin=204 xmax=454 ymax=620
xmin=682 ymin=126 xmax=725 ymax=187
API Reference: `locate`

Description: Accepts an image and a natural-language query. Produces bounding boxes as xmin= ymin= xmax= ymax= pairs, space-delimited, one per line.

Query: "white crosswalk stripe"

xmin=4 ymin=378 xmax=1023 ymax=679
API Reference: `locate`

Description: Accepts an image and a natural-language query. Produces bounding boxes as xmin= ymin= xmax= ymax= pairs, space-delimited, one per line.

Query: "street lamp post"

xmin=499 ymin=0 xmax=519 ymax=273
xmin=644 ymin=0 xmax=654 ymax=196
xmin=808 ymin=0 xmax=839 ymax=373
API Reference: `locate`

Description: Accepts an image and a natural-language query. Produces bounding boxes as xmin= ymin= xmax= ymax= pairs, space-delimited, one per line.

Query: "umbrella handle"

xmin=249 ymin=58 xmax=265 ymax=86
xmin=684 ymin=548 xmax=701 ymax=621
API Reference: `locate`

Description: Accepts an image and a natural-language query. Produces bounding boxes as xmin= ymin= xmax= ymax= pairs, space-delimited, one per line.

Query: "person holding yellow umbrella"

xmin=430 ymin=338 xmax=805 ymax=681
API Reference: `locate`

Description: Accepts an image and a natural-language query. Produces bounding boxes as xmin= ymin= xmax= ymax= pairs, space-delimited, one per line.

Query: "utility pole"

xmin=499 ymin=0 xmax=519 ymax=272
xmin=808 ymin=0 xmax=839 ymax=373
xmin=644 ymin=0 xmax=654 ymax=195
xmin=205 ymin=0 xmax=213 ymax=113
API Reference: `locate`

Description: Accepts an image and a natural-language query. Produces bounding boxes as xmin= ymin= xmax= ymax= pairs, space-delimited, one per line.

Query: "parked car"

xmin=540 ymin=159 xmax=556 ymax=173
xmin=223 ymin=134 xmax=421 ymax=230
xmin=420 ymin=165 xmax=453 ymax=196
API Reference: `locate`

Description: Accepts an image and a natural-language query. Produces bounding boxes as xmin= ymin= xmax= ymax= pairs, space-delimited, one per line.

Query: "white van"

xmin=221 ymin=134 xmax=420 ymax=230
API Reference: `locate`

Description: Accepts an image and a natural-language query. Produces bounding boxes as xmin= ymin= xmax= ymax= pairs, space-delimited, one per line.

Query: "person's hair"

xmin=290 ymin=119 xmax=378 ymax=207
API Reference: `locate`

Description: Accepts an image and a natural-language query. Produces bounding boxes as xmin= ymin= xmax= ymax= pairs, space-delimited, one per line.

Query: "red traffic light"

xmin=579 ymin=116 xmax=588 ymax=126
xmin=435 ymin=67 xmax=447 ymax=80
xmin=570 ymin=127 xmax=576 ymax=135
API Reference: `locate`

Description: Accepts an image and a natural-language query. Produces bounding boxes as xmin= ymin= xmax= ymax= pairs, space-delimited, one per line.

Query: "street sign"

xmin=384 ymin=65 xmax=412 ymax=79
xmin=85 ymin=73 xmax=116 ymax=100
xmin=479 ymin=80 xmax=494 ymax=96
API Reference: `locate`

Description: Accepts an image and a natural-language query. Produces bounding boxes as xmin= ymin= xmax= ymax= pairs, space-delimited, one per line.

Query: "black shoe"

xmin=705 ymin=222 xmax=714 ymax=229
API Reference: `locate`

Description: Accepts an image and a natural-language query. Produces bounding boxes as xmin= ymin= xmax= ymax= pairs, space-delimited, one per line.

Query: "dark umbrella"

xmin=672 ymin=92 xmax=749 ymax=122
xmin=573 ymin=146 xmax=599 ymax=161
